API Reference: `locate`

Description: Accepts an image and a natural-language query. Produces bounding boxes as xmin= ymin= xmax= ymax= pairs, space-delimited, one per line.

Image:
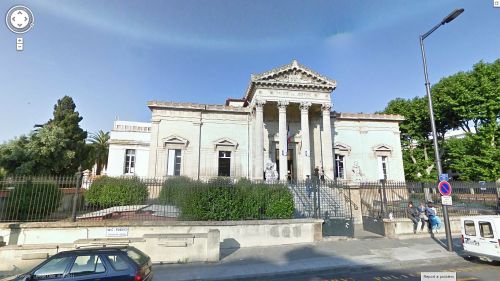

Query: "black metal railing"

xmin=359 ymin=181 xmax=499 ymax=219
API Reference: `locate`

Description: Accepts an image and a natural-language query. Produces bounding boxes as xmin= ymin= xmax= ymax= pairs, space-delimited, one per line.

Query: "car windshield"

xmin=123 ymin=248 xmax=149 ymax=266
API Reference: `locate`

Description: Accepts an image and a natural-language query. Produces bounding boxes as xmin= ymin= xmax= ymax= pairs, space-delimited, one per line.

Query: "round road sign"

xmin=438 ymin=181 xmax=452 ymax=196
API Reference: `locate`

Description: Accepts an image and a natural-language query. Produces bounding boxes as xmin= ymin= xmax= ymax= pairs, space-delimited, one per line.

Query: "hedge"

xmin=159 ymin=177 xmax=294 ymax=221
xmin=86 ymin=176 xmax=149 ymax=208
xmin=2 ymin=180 xmax=63 ymax=221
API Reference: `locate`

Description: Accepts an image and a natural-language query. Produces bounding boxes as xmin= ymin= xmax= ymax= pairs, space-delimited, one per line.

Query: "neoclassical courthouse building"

xmin=107 ymin=60 xmax=405 ymax=182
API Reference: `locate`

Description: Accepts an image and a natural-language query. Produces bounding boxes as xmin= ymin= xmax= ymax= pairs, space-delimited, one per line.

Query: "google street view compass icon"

xmin=6 ymin=5 xmax=34 ymax=34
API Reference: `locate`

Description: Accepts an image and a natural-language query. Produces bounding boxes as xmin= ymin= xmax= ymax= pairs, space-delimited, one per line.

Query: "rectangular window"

xmin=378 ymin=156 xmax=388 ymax=180
xmin=335 ymin=154 xmax=345 ymax=179
xmin=124 ymin=149 xmax=136 ymax=174
xmin=464 ymin=220 xmax=476 ymax=236
xmin=218 ymin=151 xmax=231 ymax=177
xmin=70 ymin=255 xmax=105 ymax=275
xmin=105 ymin=254 xmax=130 ymax=271
xmin=479 ymin=222 xmax=494 ymax=238
xmin=167 ymin=149 xmax=182 ymax=176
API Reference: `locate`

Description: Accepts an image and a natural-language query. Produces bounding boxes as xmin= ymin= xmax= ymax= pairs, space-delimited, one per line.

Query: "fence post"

xmin=71 ymin=168 xmax=83 ymax=222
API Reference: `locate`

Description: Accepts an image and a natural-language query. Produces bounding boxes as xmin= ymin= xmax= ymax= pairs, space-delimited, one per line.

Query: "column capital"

xmin=277 ymin=100 xmax=289 ymax=108
xmin=299 ymin=101 xmax=312 ymax=112
xmin=321 ymin=103 xmax=332 ymax=112
xmin=255 ymin=99 xmax=266 ymax=111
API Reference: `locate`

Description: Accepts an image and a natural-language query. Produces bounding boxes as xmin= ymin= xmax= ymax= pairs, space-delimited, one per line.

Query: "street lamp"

xmin=419 ymin=8 xmax=464 ymax=252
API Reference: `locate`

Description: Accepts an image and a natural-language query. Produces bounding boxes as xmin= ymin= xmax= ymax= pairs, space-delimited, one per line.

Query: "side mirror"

xmin=21 ymin=274 xmax=33 ymax=281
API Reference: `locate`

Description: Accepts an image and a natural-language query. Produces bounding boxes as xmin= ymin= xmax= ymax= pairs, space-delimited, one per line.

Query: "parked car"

xmin=6 ymin=246 xmax=152 ymax=281
xmin=461 ymin=215 xmax=500 ymax=262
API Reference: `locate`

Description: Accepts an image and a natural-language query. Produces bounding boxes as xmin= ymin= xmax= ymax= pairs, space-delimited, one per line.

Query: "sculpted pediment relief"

xmin=251 ymin=60 xmax=336 ymax=88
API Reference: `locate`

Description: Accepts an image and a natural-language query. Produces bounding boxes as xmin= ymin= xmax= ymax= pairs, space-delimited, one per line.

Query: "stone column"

xmin=300 ymin=102 xmax=312 ymax=178
xmin=254 ymin=100 xmax=266 ymax=180
xmin=321 ymin=104 xmax=335 ymax=180
xmin=277 ymin=100 xmax=289 ymax=181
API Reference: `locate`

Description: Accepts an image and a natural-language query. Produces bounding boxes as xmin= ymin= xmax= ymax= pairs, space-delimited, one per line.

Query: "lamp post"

xmin=419 ymin=8 xmax=464 ymax=252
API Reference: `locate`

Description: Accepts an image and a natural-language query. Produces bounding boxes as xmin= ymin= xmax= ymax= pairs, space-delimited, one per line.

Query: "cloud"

xmin=32 ymin=2 xmax=293 ymax=50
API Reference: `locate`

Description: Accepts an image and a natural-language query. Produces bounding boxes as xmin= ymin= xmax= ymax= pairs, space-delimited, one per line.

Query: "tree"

xmin=44 ymin=96 xmax=89 ymax=174
xmin=88 ymin=130 xmax=110 ymax=175
xmin=0 ymin=96 xmax=89 ymax=175
xmin=382 ymin=59 xmax=499 ymax=181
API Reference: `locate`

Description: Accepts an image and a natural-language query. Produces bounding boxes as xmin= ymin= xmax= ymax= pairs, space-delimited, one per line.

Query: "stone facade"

xmin=107 ymin=60 xmax=405 ymax=182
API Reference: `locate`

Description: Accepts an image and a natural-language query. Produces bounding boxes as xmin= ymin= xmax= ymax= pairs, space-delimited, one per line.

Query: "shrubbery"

xmin=2 ymin=180 xmax=63 ymax=221
xmin=159 ymin=177 xmax=294 ymax=221
xmin=86 ymin=176 xmax=149 ymax=207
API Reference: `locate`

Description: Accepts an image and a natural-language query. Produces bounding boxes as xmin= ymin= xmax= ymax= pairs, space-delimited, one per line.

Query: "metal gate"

xmin=359 ymin=182 xmax=388 ymax=236
xmin=290 ymin=180 xmax=354 ymax=237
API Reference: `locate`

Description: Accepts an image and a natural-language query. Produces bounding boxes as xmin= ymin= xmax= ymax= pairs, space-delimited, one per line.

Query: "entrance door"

xmin=276 ymin=148 xmax=294 ymax=181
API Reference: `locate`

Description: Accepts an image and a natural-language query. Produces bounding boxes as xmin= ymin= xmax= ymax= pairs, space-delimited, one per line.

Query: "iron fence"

xmin=360 ymin=181 xmax=499 ymax=219
xmin=1 ymin=175 xmax=497 ymax=223
xmin=0 ymin=176 xmax=300 ymax=222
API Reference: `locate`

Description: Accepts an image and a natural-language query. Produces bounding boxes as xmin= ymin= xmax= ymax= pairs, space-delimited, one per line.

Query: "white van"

xmin=460 ymin=215 xmax=500 ymax=262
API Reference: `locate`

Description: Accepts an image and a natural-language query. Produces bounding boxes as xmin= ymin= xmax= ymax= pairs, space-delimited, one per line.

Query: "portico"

xmin=246 ymin=60 xmax=336 ymax=181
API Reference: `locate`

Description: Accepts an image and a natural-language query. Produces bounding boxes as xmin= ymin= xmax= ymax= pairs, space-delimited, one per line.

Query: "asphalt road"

xmin=236 ymin=258 xmax=500 ymax=281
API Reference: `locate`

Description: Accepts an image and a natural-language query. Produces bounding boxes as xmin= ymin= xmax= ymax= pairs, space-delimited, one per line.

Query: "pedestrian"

xmin=406 ymin=201 xmax=420 ymax=234
xmin=417 ymin=201 xmax=428 ymax=232
xmin=320 ymin=167 xmax=325 ymax=182
xmin=305 ymin=175 xmax=312 ymax=199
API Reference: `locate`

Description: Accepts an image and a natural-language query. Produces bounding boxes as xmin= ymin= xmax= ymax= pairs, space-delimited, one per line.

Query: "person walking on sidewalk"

xmin=406 ymin=201 xmax=420 ymax=234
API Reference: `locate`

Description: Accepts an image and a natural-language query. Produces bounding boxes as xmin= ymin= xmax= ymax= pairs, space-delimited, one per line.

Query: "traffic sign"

xmin=441 ymin=195 xmax=453 ymax=206
xmin=439 ymin=173 xmax=449 ymax=182
xmin=438 ymin=181 xmax=452 ymax=196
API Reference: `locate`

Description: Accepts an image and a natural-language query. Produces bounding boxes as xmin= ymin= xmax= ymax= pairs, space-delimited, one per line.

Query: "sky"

xmin=0 ymin=0 xmax=498 ymax=142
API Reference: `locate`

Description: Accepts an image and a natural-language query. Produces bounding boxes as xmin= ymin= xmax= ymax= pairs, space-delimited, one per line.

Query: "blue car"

xmin=10 ymin=246 xmax=152 ymax=281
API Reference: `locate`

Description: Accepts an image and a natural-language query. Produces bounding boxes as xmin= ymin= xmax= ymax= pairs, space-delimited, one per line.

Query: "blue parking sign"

xmin=439 ymin=173 xmax=448 ymax=182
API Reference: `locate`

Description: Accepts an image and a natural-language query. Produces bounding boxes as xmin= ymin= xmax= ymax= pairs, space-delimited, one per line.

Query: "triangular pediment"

xmin=251 ymin=60 xmax=336 ymax=87
xmin=163 ymin=135 xmax=189 ymax=145
xmin=373 ymin=144 xmax=392 ymax=152
xmin=214 ymin=137 xmax=238 ymax=148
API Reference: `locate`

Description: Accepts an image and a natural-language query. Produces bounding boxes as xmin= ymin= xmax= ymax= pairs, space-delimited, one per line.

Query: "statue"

xmin=265 ymin=161 xmax=278 ymax=183
xmin=352 ymin=161 xmax=362 ymax=182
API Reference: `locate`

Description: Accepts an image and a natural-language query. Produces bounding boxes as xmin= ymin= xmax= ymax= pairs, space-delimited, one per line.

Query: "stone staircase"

xmin=289 ymin=182 xmax=348 ymax=219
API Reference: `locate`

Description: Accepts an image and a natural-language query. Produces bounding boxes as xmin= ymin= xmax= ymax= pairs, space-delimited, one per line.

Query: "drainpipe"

xmin=197 ymin=109 xmax=204 ymax=180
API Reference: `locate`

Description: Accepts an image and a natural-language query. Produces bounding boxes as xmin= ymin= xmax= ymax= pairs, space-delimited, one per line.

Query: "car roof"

xmin=461 ymin=215 xmax=500 ymax=221
xmin=54 ymin=246 xmax=130 ymax=255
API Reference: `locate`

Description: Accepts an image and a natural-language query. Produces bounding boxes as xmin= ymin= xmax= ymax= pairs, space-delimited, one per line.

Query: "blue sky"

xmin=0 ymin=0 xmax=498 ymax=142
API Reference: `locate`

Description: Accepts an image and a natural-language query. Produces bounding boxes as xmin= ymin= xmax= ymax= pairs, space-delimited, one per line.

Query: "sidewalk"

xmin=153 ymin=236 xmax=465 ymax=281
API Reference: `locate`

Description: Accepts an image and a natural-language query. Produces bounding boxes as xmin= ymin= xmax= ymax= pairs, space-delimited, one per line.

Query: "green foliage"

xmin=159 ymin=177 xmax=294 ymax=221
xmin=159 ymin=176 xmax=193 ymax=205
xmin=88 ymin=131 xmax=110 ymax=175
xmin=381 ymin=59 xmax=500 ymax=181
xmin=2 ymin=180 xmax=63 ymax=221
xmin=0 ymin=96 xmax=89 ymax=175
xmin=85 ymin=176 xmax=149 ymax=208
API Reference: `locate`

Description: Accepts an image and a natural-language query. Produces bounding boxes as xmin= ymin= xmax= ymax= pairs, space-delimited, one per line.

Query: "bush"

xmin=159 ymin=176 xmax=193 ymax=205
xmin=169 ymin=177 xmax=294 ymax=221
xmin=2 ymin=180 xmax=63 ymax=221
xmin=86 ymin=176 xmax=148 ymax=208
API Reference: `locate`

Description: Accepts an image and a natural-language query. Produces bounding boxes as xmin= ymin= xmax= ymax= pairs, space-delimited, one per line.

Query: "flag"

xmin=287 ymin=125 xmax=292 ymax=144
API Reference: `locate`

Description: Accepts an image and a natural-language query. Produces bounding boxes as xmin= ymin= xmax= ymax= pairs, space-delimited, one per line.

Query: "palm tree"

xmin=88 ymin=130 xmax=110 ymax=175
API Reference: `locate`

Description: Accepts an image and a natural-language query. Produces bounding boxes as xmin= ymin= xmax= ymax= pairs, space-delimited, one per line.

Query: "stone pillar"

xmin=300 ymin=102 xmax=312 ymax=178
xmin=278 ymin=101 xmax=289 ymax=181
xmin=148 ymin=120 xmax=161 ymax=177
xmin=254 ymin=100 xmax=266 ymax=180
xmin=321 ymin=104 xmax=335 ymax=180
